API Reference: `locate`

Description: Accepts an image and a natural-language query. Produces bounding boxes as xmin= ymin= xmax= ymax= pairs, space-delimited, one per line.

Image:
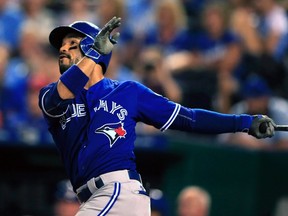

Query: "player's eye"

xmin=69 ymin=41 xmax=79 ymax=50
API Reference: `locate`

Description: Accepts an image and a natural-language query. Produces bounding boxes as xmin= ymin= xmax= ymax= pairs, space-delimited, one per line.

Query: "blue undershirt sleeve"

xmin=169 ymin=106 xmax=253 ymax=134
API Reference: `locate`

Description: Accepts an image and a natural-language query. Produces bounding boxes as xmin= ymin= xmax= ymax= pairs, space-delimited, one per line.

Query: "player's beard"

xmin=59 ymin=57 xmax=82 ymax=74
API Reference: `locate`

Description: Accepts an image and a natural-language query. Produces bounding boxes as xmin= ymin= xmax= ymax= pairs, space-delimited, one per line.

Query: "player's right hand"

xmin=80 ymin=17 xmax=121 ymax=63
xmin=248 ymin=115 xmax=275 ymax=139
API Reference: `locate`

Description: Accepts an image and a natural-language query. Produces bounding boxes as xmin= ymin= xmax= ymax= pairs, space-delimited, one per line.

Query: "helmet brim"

xmin=49 ymin=26 xmax=85 ymax=49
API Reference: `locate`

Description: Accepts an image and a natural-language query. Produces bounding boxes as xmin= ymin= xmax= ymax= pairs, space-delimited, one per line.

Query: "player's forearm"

xmin=39 ymin=83 xmax=72 ymax=117
xmin=170 ymin=106 xmax=252 ymax=134
xmin=58 ymin=57 xmax=95 ymax=99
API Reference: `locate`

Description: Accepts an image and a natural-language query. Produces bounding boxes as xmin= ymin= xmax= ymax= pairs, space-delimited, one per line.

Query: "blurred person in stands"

xmin=274 ymin=196 xmax=288 ymax=216
xmin=150 ymin=188 xmax=170 ymax=216
xmin=54 ymin=179 xmax=80 ymax=216
xmin=58 ymin=0 xmax=94 ymax=26
xmin=177 ymin=186 xmax=211 ymax=216
xmin=179 ymin=0 xmax=208 ymax=32
xmin=0 ymin=44 xmax=12 ymax=141
xmin=6 ymin=73 xmax=53 ymax=145
xmin=105 ymin=46 xmax=139 ymax=82
xmin=136 ymin=46 xmax=182 ymax=103
xmin=166 ymin=2 xmax=242 ymax=113
xmin=0 ymin=0 xmax=24 ymax=52
xmin=229 ymin=0 xmax=288 ymax=93
xmin=94 ymin=0 xmax=138 ymax=70
xmin=229 ymin=0 xmax=263 ymax=56
xmin=20 ymin=0 xmax=56 ymax=44
xmin=3 ymin=22 xmax=48 ymax=124
xmin=218 ymin=75 xmax=288 ymax=150
xmin=143 ymin=0 xmax=191 ymax=56
xmin=252 ymin=0 xmax=288 ymax=61
xmin=124 ymin=0 xmax=156 ymax=40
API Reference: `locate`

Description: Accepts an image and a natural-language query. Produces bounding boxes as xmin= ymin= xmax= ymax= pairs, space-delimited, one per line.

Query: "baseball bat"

xmin=274 ymin=125 xmax=288 ymax=131
xmin=259 ymin=123 xmax=288 ymax=133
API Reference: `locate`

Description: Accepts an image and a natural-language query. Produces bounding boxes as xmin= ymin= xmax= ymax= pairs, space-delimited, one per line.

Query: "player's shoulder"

xmin=115 ymin=79 xmax=147 ymax=91
xmin=39 ymin=82 xmax=57 ymax=94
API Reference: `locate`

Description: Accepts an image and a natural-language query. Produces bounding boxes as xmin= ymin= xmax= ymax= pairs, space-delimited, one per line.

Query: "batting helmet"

xmin=49 ymin=21 xmax=112 ymax=73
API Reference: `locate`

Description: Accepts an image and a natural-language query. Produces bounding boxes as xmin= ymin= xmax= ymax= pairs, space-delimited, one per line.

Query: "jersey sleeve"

xmin=135 ymin=82 xmax=180 ymax=131
xmin=39 ymin=82 xmax=72 ymax=118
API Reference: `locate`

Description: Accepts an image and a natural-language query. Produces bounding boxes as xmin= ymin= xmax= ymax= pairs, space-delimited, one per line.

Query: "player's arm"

xmin=135 ymin=82 xmax=275 ymax=139
xmin=169 ymin=106 xmax=275 ymax=139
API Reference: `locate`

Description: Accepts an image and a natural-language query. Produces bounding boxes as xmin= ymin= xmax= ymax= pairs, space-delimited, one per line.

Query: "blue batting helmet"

xmin=49 ymin=21 xmax=112 ymax=73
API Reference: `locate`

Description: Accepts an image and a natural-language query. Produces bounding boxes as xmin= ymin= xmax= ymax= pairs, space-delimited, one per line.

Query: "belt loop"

xmin=87 ymin=177 xmax=97 ymax=194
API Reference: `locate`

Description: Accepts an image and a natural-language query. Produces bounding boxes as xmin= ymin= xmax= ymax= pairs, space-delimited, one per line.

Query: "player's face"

xmin=59 ymin=33 xmax=84 ymax=74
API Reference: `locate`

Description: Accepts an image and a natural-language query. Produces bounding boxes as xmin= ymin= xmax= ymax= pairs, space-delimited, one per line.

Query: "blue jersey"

xmin=39 ymin=78 xmax=180 ymax=190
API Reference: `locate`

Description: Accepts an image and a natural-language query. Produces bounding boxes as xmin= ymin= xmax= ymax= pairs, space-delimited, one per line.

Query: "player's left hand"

xmin=80 ymin=17 xmax=121 ymax=64
xmin=248 ymin=115 xmax=275 ymax=139
xmin=92 ymin=16 xmax=121 ymax=54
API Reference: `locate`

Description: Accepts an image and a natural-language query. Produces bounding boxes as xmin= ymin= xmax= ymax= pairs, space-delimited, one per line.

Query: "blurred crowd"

xmin=0 ymin=0 xmax=288 ymax=150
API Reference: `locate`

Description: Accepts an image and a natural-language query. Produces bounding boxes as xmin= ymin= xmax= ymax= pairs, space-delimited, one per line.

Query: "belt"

xmin=76 ymin=170 xmax=142 ymax=203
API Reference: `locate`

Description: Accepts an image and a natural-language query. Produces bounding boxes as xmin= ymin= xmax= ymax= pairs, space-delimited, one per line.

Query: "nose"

xmin=59 ymin=43 xmax=69 ymax=53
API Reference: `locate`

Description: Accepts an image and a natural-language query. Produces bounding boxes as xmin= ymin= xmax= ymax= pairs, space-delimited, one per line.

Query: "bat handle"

xmin=275 ymin=125 xmax=288 ymax=131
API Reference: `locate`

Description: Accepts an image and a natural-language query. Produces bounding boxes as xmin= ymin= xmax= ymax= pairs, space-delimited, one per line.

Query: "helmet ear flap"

xmin=80 ymin=36 xmax=112 ymax=74
xmin=79 ymin=37 xmax=94 ymax=55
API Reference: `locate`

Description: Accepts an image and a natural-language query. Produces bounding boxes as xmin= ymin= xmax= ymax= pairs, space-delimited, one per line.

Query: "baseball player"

xmin=39 ymin=17 xmax=275 ymax=216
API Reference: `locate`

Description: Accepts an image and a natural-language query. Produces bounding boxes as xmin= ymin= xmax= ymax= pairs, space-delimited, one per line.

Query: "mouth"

xmin=59 ymin=54 xmax=70 ymax=60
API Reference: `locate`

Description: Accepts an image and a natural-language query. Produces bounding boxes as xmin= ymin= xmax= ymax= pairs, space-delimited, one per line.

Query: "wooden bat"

xmin=274 ymin=125 xmax=288 ymax=131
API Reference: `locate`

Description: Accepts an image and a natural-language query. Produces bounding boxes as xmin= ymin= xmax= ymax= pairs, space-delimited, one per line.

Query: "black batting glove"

xmin=92 ymin=16 xmax=121 ymax=54
xmin=80 ymin=17 xmax=121 ymax=63
xmin=248 ymin=115 xmax=275 ymax=139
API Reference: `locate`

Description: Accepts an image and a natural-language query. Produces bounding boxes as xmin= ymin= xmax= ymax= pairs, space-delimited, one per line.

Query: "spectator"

xmin=230 ymin=0 xmax=288 ymax=93
xmin=252 ymin=0 xmax=288 ymax=61
xmin=94 ymin=0 xmax=138 ymax=70
xmin=5 ymin=73 xmax=53 ymax=145
xmin=177 ymin=186 xmax=211 ymax=216
xmin=229 ymin=0 xmax=263 ymax=56
xmin=105 ymin=46 xmax=139 ymax=82
xmin=20 ymin=0 xmax=56 ymax=44
xmin=3 ymin=21 xmax=48 ymax=124
xmin=54 ymin=179 xmax=80 ymax=216
xmin=143 ymin=0 xmax=191 ymax=56
xmin=219 ymin=75 xmax=288 ymax=150
xmin=57 ymin=0 xmax=94 ymax=26
xmin=0 ymin=44 xmax=12 ymax=141
xmin=274 ymin=196 xmax=288 ymax=216
xmin=150 ymin=188 xmax=170 ymax=216
xmin=136 ymin=46 xmax=182 ymax=103
xmin=124 ymin=0 xmax=156 ymax=40
xmin=0 ymin=0 xmax=24 ymax=52
xmin=166 ymin=2 xmax=242 ymax=113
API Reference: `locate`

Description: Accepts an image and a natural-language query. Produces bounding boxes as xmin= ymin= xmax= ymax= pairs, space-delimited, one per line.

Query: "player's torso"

xmin=53 ymin=78 xmax=139 ymax=187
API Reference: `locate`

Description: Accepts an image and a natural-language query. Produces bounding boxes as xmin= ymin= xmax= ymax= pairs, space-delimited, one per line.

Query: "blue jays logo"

xmin=95 ymin=122 xmax=127 ymax=147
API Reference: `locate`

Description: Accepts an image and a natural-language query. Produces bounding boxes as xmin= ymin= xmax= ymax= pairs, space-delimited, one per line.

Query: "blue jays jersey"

xmin=39 ymin=78 xmax=180 ymax=190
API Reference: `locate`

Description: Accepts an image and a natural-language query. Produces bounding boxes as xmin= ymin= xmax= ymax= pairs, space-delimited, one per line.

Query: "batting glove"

xmin=80 ymin=16 xmax=121 ymax=63
xmin=248 ymin=115 xmax=275 ymax=139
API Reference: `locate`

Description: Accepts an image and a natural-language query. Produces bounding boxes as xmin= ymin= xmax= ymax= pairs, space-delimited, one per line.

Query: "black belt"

xmin=77 ymin=170 xmax=142 ymax=203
